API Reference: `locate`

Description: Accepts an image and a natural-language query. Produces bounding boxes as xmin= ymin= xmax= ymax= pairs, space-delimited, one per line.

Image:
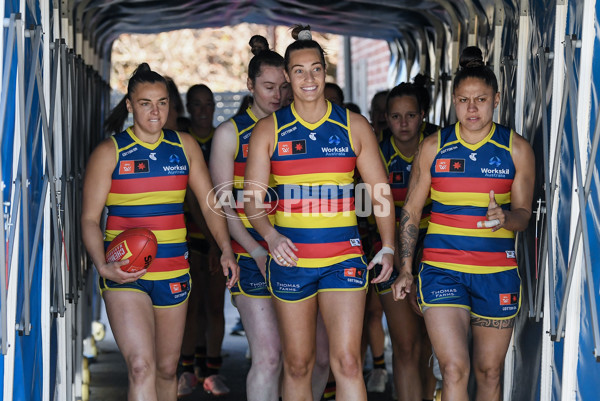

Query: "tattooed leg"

xmin=471 ymin=316 xmax=515 ymax=329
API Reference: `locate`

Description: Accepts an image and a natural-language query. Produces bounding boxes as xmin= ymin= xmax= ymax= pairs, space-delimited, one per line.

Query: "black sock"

xmin=373 ymin=353 xmax=386 ymax=370
xmin=323 ymin=380 xmax=336 ymax=399
xmin=180 ymin=354 xmax=194 ymax=374
xmin=194 ymin=346 xmax=208 ymax=377
xmin=206 ymin=356 xmax=223 ymax=377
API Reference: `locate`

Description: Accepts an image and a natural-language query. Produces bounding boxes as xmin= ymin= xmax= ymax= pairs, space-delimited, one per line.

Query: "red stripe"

xmin=276 ymin=198 xmax=355 ymax=213
xmin=234 ymin=201 xmax=277 ymax=216
xmin=272 ymin=157 xmax=355 ymax=176
xmin=106 ymin=215 xmax=185 ymax=231
xmin=423 ymin=248 xmax=517 ymax=268
xmin=431 ymin=177 xmax=512 ymax=194
xmin=232 ymin=240 xmax=268 ymax=254
xmin=295 ymin=242 xmax=363 ymax=259
xmin=429 ymin=212 xmax=482 ymax=229
xmin=233 ymin=161 xmax=246 ymax=179
xmin=147 ymin=256 xmax=189 ymax=272
xmin=110 ymin=175 xmax=188 ymax=194
xmin=391 ymin=187 xmax=407 ymax=203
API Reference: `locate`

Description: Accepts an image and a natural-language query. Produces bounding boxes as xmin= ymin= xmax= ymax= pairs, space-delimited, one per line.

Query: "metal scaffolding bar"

xmin=554 ymin=35 xmax=600 ymax=360
xmin=534 ymin=47 xmax=557 ymax=339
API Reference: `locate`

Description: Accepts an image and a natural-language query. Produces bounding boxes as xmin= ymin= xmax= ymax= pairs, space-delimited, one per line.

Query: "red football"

xmin=105 ymin=228 xmax=158 ymax=273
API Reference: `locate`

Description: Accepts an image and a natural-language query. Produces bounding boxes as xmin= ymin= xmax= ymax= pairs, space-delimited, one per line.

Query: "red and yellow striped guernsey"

xmin=379 ymin=134 xmax=432 ymax=231
xmin=105 ymin=127 xmax=190 ymax=280
xmin=231 ymin=107 xmax=276 ymax=255
xmin=270 ymin=101 xmax=365 ymax=267
xmin=422 ymin=122 xmax=517 ymax=273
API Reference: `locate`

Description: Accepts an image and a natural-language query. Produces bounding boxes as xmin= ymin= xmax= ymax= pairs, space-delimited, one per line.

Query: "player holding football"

xmin=81 ymin=63 xmax=238 ymax=401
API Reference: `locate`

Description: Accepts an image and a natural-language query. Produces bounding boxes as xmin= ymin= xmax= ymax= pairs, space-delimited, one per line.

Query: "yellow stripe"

xmin=106 ymin=189 xmax=186 ymax=206
xmin=430 ymin=188 xmax=511 ymax=207
xmin=291 ymin=101 xmax=331 ymax=131
xmin=105 ymin=228 xmax=187 ymax=244
xmin=275 ymin=210 xmax=357 ymax=228
xmin=143 ymin=268 xmax=190 ymax=281
xmin=427 ymin=222 xmax=514 ymax=238
xmin=174 ymin=131 xmax=191 ymax=167
xmin=342 ymin=107 xmax=355 ymax=153
xmin=297 ymin=253 xmax=361 ymax=267
xmin=425 ymin=260 xmax=515 ymax=274
xmin=276 ymin=119 xmax=298 ymax=135
xmin=126 ymin=127 xmax=166 ymax=151
xmin=273 ymin=172 xmax=354 ymax=186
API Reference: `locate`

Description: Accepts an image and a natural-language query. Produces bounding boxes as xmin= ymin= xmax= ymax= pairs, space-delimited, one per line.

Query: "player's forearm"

xmin=81 ymin=219 xmax=108 ymax=270
xmin=397 ymin=208 xmax=420 ymax=274
xmin=505 ymin=208 xmax=532 ymax=232
xmin=223 ymin=205 xmax=263 ymax=253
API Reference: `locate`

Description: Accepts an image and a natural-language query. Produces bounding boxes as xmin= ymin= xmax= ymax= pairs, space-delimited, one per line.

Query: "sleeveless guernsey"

xmin=231 ymin=107 xmax=276 ymax=255
xmin=270 ymin=101 xmax=364 ymax=268
xmin=379 ymin=134 xmax=431 ymax=230
xmin=105 ymin=127 xmax=189 ymax=280
xmin=422 ymin=122 xmax=517 ymax=273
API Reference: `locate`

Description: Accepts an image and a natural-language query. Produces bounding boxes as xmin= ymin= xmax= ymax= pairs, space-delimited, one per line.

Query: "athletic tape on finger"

xmin=477 ymin=219 xmax=501 ymax=228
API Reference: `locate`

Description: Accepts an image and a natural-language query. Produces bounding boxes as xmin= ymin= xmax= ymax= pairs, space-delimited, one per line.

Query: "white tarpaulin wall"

xmin=0 ymin=1 xmax=598 ymax=400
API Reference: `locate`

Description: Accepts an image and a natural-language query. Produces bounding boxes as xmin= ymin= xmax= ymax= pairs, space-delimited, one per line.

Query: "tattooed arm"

xmin=391 ymin=135 xmax=437 ymax=300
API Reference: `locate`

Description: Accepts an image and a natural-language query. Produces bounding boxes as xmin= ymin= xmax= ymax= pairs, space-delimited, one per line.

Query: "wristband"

xmin=249 ymin=246 xmax=268 ymax=259
xmin=371 ymin=246 xmax=394 ymax=265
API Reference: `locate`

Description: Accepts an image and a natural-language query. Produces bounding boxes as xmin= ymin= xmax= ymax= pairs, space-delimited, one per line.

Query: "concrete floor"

xmin=88 ymin=295 xmax=398 ymax=400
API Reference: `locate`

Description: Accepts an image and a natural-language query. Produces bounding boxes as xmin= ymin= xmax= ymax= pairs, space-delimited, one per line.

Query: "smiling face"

xmin=126 ymin=81 xmax=169 ymax=138
xmin=453 ymin=76 xmax=499 ymax=138
xmin=386 ymin=95 xmax=423 ymax=146
xmin=248 ymin=65 xmax=289 ymax=118
xmin=284 ymin=48 xmax=326 ymax=103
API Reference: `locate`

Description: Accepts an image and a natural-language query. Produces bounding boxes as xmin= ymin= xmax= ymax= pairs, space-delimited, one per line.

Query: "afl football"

xmin=105 ymin=228 xmax=157 ymax=273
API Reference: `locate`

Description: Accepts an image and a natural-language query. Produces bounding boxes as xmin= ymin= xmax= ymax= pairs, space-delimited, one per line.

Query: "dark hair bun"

xmin=133 ymin=62 xmax=152 ymax=75
xmin=249 ymin=35 xmax=269 ymax=56
xmin=291 ymin=25 xmax=312 ymax=40
xmin=413 ymin=73 xmax=431 ymax=87
xmin=459 ymin=46 xmax=485 ymax=69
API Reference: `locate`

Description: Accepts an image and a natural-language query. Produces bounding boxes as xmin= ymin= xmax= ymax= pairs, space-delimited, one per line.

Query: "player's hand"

xmin=477 ymin=190 xmax=505 ymax=232
xmin=221 ymin=249 xmax=239 ymax=289
xmin=265 ymin=231 xmax=298 ymax=267
xmin=255 ymin=254 xmax=268 ymax=279
xmin=370 ymin=253 xmax=394 ymax=283
xmin=97 ymin=260 xmax=146 ymax=284
xmin=407 ymin=282 xmax=422 ymax=316
xmin=391 ymin=270 xmax=414 ymax=301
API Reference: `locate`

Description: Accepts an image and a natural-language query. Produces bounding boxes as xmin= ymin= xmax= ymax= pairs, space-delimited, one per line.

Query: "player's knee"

xmin=284 ymin=357 xmax=313 ymax=379
xmin=155 ymin=356 xmax=179 ymax=380
xmin=391 ymin=337 xmax=420 ymax=363
xmin=313 ymin=348 xmax=329 ymax=374
xmin=127 ymin=356 xmax=154 ymax=384
xmin=439 ymin=359 xmax=469 ymax=386
xmin=474 ymin=363 xmax=503 ymax=386
xmin=254 ymin=351 xmax=282 ymax=376
xmin=331 ymin=352 xmax=362 ymax=379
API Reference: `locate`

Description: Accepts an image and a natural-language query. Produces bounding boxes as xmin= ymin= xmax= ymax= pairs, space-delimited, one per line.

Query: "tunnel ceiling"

xmin=75 ymin=0 xmax=505 ymax=59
